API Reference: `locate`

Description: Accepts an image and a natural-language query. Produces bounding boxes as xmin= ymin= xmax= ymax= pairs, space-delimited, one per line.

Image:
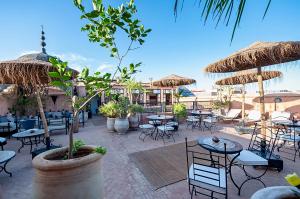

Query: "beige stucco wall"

xmin=180 ymin=93 xmax=300 ymax=115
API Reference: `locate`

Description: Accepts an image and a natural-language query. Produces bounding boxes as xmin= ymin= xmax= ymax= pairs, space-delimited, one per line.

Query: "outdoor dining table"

xmin=146 ymin=115 xmax=174 ymax=140
xmin=190 ymin=111 xmax=213 ymax=130
xmin=12 ymin=129 xmax=44 ymax=153
xmin=197 ymin=136 xmax=243 ymax=194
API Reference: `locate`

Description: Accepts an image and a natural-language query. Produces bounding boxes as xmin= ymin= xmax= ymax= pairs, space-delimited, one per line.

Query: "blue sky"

xmin=1 ymin=0 xmax=300 ymax=92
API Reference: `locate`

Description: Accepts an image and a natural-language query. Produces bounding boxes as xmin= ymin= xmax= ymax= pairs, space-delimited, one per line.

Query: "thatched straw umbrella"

xmin=215 ymin=70 xmax=282 ymax=120
xmin=205 ymin=41 xmax=300 ymax=139
xmin=0 ymin=29 xmax=77 ymax=149
xmin=152 ymin=74 xmax=196 ymax=105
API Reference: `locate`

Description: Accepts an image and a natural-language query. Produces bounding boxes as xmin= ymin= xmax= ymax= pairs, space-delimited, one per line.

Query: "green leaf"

xmin=48 ymin=71 xmax=61 ymax=78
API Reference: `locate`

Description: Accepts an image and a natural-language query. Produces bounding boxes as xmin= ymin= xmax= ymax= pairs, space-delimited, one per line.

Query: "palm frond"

xmin=174 ymin=0 xmax=273 ymax=43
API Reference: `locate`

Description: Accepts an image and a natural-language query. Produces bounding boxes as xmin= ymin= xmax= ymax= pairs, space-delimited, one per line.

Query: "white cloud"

xmin=98 ymin=63 xmax=113 ymax=72
xmin=18 ymin=51 xmax=114 ymax=74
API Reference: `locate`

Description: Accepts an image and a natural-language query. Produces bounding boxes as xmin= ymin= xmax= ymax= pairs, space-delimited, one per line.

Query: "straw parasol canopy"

xmin=0 ymin=28 xmax=77 ymax=149
xmin=152 ymin=74 xmax=196 ymax=105
xmin=205 ymin=41 xmax=300 ymax=139
xmin=205 ymin=41 xmax=300 ymax=73
xmin=215 ymin=70 xmax=282 ymax=85
xmin=215 ymin=70 xmax=282 ymax=120
xmin=152 ymin=74 xmax=196 ymax=87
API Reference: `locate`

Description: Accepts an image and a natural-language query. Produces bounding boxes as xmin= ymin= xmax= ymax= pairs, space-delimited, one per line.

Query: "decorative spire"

xmin=41 ymin=25 xmax=47 ymax=54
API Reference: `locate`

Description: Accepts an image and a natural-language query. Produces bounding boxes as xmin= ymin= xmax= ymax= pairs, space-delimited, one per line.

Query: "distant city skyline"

xmin=0 ymin=1 xmax=300 ymax=92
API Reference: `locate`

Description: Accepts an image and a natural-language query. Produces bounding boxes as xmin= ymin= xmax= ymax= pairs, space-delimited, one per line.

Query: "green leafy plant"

xmin=72 ymin=139 xmax=85 ymax=154
xmin=71 ymin=140 xmax=106 ymax=157
xmin=94 ymin=146 xmax=107 ymax=155
xmin=49 ymin=0 xmax=151 ymax=159
xmin=128 ymin=103 xmax=144 ymax=116
xmin=99 ymin=101 xmax=118 ymax=118
xmin=124 ymin=79 xmax=145 ymax=103
xmin=115 ymin=96 xmax=130 ymax=118
xmin=211 ymin=100 xmax=230 ymax=110
xmin=11 ymin=95 xmax=38 ymax=116
xmin=173 ymin=103 xmax=187 ymax=119
xmin=174 ymin=89 xmax=184 ymax=103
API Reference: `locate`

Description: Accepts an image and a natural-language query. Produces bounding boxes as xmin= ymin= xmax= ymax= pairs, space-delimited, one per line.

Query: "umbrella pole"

xmin=242 ymin=84 xmax=245 ymax=121
xmin=257 ymin=67 xmax=267 ymax=148
xmin=36 ymin=89 xmax=50 ymax=149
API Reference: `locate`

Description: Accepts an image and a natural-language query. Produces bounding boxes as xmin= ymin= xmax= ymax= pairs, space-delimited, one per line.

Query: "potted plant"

xmin=32 ymin=0 xmax=151 ymax=198
xmin=128 ymin=103 xmax=144 ymax=128
xmin=100 ymin=101 xmax=118 ymax=132
xmin=114 ymin=96 xmax=130 ymax=134
xmin=173 ymin=103 xmax=187 ymax=123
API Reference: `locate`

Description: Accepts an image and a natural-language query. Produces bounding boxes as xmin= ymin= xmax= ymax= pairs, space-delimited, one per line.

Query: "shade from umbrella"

xmin=215 ymin=70 xmax=282 ymax=120
xmin=205 ymin=41 xmax=300 ymax=139
xmin=152 ymin=74 xmax=196 ymax=105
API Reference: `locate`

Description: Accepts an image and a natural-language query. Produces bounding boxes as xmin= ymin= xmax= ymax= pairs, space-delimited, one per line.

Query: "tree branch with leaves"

xmin=49 ymin=0 xmax=151 ymax=159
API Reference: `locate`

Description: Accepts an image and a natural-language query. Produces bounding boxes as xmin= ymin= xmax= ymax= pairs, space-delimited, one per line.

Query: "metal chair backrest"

xmin=185 ymin=138 xmax=228 ymax=190
xmin=248 ymin=123 xmax=279 ymax=159
xmin=20 ymin=119 xmax=35 ymax=130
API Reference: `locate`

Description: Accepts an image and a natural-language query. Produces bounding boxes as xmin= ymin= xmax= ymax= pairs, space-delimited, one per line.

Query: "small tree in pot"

xmin=114 ymin=96 xmax=130 ymax=134
xmin=128 ymin=103 xmax=144 ymax=128
xmin=32 ymin=0 xmax=151 ymax=198
xmin=173 ymin=103 xmax=187 ymax=123
xmin=100 ymin=101 xmax=118 ymax=132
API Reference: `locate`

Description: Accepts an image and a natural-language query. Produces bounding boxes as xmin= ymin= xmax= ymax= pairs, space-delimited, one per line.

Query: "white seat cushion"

xmin=189 ymin=163 xmax=226 ymax=189
xmin=186 ymin=118 xmax=199 ymax=122
xmin=149 ymin=120 xmax=161 ymax=125
xmin=48 ymin=125 xmax=66 ymax=132
xmin=229 ymin=150 xmax=268 ymax=166
xmin=166 ymin=122 xmax=178 ymax=126
xmin=139 ymin=124 xmax=154 ymax=129
xmin=157 ymin=125 xmax=174 ymax=131
xmin=203 ymin=118 xmax=217 ymax=123
xmin=279 ymin=134 xmax=300 ymax=142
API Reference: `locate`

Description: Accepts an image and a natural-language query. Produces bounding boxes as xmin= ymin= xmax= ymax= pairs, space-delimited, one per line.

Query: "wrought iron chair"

xmin=186 ymin=116 xmax=200 ymax=131
xmin=272 ymin=117 xmax=300 ymax=162
xmin=138 ymin=124 xmax=154 ymax=141
xmin=203 ymin=115 xmax=219 ymax=133
xmin=157 ymin=125 xmax=175 ymax=143
xmin=229 ymin=123 xmax=280 ymax=195
xmin=19 ymin=119 xmax=36 ymax=131
xmin=185 ymin=138 xmax=228 ymax=199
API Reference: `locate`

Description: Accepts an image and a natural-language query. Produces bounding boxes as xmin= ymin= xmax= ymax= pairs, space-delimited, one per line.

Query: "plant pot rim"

xmin=116 ymin=117 xmax=128 ymax=120
xmin=32 ymin=145 xmax=103 ymax=171
xmin=107 ymin=117 xmax=116 ymax=119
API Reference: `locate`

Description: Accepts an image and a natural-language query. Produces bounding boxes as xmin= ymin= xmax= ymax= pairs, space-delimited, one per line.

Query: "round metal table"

xmin=12 ymin=129 xmax=44 ymax=153
xmin=198 ymin=136 xmax=243 ymax=154
xmin=146 ymin=115 xmax=174 ymax=121
xmin=198 ymin=136 xmax=243 ymax=195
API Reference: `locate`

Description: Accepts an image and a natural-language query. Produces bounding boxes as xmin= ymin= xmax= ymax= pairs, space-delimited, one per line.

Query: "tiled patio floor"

xmin=0 ymin=116 xmax=299 ymax=199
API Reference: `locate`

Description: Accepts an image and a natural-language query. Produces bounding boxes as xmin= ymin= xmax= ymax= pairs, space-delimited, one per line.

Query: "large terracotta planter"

xmin=32 ymin=146 xmax=103 ymax=199
xmin=129 ymin=114 xmax=139 ymax=128
xmin=106 ymin=117 xmax=115 ymax=132
xmin=114 ymin=118 xmax=129 ymax=134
